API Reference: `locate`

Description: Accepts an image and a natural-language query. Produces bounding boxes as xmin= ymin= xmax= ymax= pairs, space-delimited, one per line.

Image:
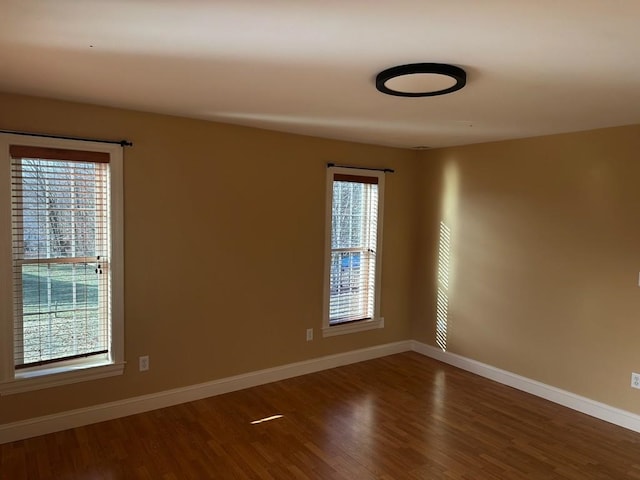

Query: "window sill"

xmin=0 ymin=361 xmax=126 ymax=395
xmin=322 ymin=317 xmax=384 ymax=338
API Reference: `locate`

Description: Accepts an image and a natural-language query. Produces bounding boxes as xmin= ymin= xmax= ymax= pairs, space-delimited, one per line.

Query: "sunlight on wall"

xmin=436 ymin=160 xmax=458 ymax=351
xmin=436 ymin=222 xmax=451 ymax=351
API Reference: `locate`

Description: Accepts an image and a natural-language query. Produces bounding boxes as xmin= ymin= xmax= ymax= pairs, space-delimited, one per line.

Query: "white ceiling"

xmin=1 ymin=1 xmax=640 ymax=149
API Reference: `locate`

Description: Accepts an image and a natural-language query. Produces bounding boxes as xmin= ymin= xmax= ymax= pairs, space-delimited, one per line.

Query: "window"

xmin=323 ymin=167 xmax=385 ymax=337
xmin=0 ymin=135 xmax=124 ymax=394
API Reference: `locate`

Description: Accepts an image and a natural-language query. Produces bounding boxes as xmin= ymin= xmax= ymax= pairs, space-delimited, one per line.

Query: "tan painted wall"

xmin=0 ymin=93 xmax=417 ymax=424
xmin=413 ymin=125 xmax=640 ymax=413
xmin=3 ymin=90 xmax=640 ymax=426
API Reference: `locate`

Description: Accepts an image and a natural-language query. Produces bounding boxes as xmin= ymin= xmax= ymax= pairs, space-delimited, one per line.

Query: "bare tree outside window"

xmin=329 ymin=179 xmax=378 ymax=324
xmin=13 ymin=158 xmax=109 ymax=367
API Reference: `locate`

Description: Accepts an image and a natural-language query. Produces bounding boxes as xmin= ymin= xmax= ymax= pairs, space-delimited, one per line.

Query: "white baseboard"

xmin=4 ymin=339 xmax=640 ymax=444
xmin=411 ymin=340 xmax=640 ymax=434
xmin=0 ymin=341 xmax=412 ymax=444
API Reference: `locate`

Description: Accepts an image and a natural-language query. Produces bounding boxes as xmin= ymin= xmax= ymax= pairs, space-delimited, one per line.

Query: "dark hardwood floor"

xmin=2 ymin=352 xmax=640 ymax=479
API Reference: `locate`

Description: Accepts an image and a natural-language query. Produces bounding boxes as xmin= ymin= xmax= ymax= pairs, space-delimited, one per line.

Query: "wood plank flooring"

xmin=2 ymin=352 xmax=640 ymax=479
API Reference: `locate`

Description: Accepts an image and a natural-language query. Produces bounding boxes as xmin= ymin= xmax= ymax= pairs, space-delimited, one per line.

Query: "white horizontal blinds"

xmin=10 ymin=145 xmax=111 ymax=369
xmin=329 ymin=173 xmax=379 ymax=325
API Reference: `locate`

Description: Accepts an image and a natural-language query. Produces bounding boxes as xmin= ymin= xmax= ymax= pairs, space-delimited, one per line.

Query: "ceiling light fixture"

xmin=376 ymin=63 xmax=466 ymax=97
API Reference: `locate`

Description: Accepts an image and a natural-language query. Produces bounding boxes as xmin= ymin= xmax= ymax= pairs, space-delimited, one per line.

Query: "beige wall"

xmin=0 ymin=93 xmax=417 ymax=424
xmin=3 ymin=91 xmax=640 ymax=427
xmin=413 ymin=125 xmax=640 ymax=413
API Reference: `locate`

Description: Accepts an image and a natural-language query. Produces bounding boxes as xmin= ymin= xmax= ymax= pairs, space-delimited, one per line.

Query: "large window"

xmin=323 ymin=167 xmax=385 ymax=337
xmin=0 ymin=135 xmax=124 ymax=394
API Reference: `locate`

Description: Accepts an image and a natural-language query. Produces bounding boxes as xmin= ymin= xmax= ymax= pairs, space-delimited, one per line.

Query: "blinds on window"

xmin=329 ymin=173 xmax=379 ymax=324
xmin=10 ymin=145 xmax=111 ymax=369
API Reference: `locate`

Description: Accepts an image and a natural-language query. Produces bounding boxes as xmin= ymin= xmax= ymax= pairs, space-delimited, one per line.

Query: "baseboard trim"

xmin=411 ymin=340 xmax=640 ymax=434
xmin=5 ymin=339 xmax=640 ymax=444
xmin=0 ymin=340 xmax=412 ymax=444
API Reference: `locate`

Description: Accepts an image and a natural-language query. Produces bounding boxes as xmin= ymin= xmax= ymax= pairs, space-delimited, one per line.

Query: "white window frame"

xmin=322 ymin=166 xmax=385 ymax=337
xmin=0 ymin=134 xmax=124 ymax=395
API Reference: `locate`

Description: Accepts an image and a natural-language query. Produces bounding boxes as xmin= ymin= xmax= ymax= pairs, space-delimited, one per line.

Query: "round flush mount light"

xmin=376 ymin=63 xmax=466 ymax=97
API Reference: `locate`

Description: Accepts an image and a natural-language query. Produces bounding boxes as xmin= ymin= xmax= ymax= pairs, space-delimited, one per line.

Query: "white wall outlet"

xmin=306 ymin=328 xmax=313 ymax=341
xmin=631 ymin=372 xmax=640 ymax=389
xmin=139 ymin=355 xmax=149 ymax=372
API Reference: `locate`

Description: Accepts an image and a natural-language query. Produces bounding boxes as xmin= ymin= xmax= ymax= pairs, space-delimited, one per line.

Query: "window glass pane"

xmin=11 ymin=156 xmax=110 ymax=369
xmin=18 ymin=262 xmax=106 ymax=366
xmin=331 ymin=181 xmax=377 ymax=250
xmin=329 ymin=177 xmax=379 ymax=325
xmin=17 ymin=160 xmax=101 ymax=259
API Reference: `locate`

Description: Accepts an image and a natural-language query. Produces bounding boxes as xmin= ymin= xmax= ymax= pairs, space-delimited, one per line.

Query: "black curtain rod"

xmin=327 ymin=163 xmax=394 ymax=173
xmin=0 ymin=129 xmax=133 ymax=147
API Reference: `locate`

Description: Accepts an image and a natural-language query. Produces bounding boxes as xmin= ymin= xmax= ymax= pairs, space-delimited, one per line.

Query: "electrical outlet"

xmin=139 ymin=355 xmax=149 ymax=372
xmin=306 ymin=328 xmax=313 ymax=341
xmin=631 ymin=372 xmax=640 ymax=389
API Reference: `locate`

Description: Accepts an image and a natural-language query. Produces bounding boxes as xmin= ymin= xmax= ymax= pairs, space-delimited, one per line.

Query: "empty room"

xmin=1 ymin=1 xmax=640 ymax=478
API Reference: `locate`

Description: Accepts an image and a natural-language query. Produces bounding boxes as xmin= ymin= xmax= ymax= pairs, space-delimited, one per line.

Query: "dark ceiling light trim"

xmin=376 ymin=63 xmax=466 ymax=97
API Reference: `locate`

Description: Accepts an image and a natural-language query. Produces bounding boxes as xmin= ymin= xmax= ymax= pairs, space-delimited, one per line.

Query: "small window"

xmin=323 ymin=167 xmax=385 ymax=337
xmin=0 ymin=135 xmax=124 ymax=394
